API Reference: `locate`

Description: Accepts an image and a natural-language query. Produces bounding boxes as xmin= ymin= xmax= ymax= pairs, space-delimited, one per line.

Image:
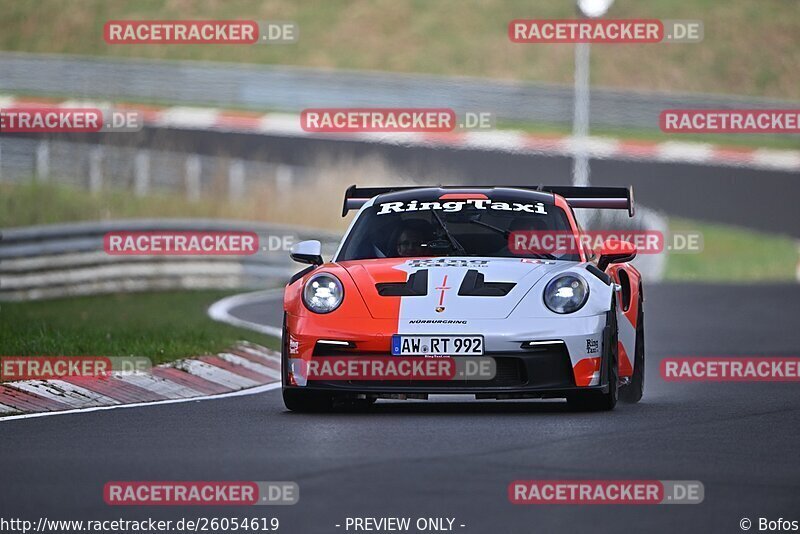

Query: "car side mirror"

xmin=597 ymin=239 xmax=637 ymax=271
xmin=290 ymin=240 xmax=324 ymax=266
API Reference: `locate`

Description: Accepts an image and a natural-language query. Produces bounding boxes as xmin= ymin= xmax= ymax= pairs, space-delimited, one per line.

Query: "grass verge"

xmin=1 ymin=0 xmax=799 ymax=100
xmin=0 ymin=290 xmax=280 ymax=365
xmin=0 ymin=178 xmax=357 ymax=231
xmin=664 ymin=218 xmax=798 ymax=282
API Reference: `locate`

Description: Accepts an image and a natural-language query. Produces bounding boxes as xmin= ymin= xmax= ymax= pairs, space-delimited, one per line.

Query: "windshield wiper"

xmin=431 ymin=211 xmax=467 ymax=254
xmin=468 ymin=217 xmax=509 ymax=238
xmin=468 ymin=215 xmax=558 ymax=259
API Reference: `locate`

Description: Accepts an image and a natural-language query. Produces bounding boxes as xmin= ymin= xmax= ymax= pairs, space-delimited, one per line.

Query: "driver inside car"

xmin=393 ymin=219 xmax=435 ymax=257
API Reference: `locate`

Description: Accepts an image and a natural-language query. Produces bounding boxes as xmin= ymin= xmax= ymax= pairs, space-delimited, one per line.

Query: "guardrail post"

xmin=35 ymin=141 xmax=50 ymax=182
xmin=89 ymin=146 xmax=103 ymax=193
xmin=275 ymin=164 xmax=293 ymax=195
xmin=134 ymin=150 xmax=150 ymax=197
xmin=185 ymin=154 xmax=201 ymax=202
xmin=228 ymin=159 xmax=245 ymax=201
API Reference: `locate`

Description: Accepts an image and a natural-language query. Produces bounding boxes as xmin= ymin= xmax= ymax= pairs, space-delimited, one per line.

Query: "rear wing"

xmin=544 ymin=186 xmax=634 ymax=217
xmin=342 ymin=184 xmax=634 ymax=217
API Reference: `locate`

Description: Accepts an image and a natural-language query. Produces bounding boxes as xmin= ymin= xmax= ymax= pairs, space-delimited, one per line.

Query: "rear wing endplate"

xmin=341 ymin=185 xmax=420 ymax=216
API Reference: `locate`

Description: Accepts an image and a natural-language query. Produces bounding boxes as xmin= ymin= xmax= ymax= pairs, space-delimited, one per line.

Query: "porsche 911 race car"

xmin=282 ymin=185 xmax=645 ymax=412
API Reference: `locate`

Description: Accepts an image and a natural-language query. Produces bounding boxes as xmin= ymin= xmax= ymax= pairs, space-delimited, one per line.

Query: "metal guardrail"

xmin=0 ymin=219 xmax=340 ymax=301
xmin=0 ymin=134 xmax=315 ymax=201
xmin=1 ymin=52 xmax=797 ymax=130
xmin=0 ymin=212 xmax=668 ymax=303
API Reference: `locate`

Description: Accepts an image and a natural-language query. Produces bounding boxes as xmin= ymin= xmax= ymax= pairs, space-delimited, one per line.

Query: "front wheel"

xmin=619 ymin=290 xmax=645 ymax=404
xmin=568 ymin=300 xmax=619 ymax=412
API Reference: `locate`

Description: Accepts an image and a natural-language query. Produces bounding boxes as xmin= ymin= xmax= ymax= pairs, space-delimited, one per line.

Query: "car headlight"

xmin=544 ymin=274 xmax=589 ymax=314
xmin=303 ymin=273 xmax=344 ymax=313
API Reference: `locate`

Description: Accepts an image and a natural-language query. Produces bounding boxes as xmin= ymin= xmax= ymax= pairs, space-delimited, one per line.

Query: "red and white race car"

xmin=281 ymin=185 xmax=644 ymax=411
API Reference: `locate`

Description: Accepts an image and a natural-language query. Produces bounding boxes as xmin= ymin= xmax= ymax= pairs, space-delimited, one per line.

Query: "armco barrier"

xmin=0 ymin=212 xmax=667 ymax=303
xmin=0 ymin=219 xmax=340 ymax=301
xmin=2 ymin=51 xmax=798 ymax=130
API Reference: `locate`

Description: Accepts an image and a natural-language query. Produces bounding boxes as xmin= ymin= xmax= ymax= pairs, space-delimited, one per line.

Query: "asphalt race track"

xmin=1 ymin=283 xmax=799 ymax=533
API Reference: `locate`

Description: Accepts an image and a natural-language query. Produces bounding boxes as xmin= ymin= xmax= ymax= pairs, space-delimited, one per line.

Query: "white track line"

xmin=207 ymin=287 xmax=285 ymax=337
xmin=0 ymin=382 xmax=281 ymax=423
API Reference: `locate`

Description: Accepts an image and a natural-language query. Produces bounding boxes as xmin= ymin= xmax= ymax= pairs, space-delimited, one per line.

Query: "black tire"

xmin=280 ymin=314 xmax=359 ymax=413
xmin=619 ymin=290 xmax=645 ymax=404
xmin=568 ymin=299 xmax=619 ymax=412
xmin=282 ymin=388 xmax=335 ymax=412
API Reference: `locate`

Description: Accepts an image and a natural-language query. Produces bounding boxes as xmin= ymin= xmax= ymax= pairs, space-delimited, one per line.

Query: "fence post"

xmin=35 ymin=141 xmax=50 ymax=182
xmin=228 ymin=159 xmax=245 ymax=201
xmin=185 ymin=154 xmax=201 ymax=202
xmin=88 ymin=146 xmax=103 ymax=194
xmin=134 ymin=150 xmax=150 ymax=197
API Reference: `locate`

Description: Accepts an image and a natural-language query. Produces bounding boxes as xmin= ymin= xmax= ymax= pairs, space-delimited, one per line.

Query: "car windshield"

xmin=337 ymin=198 xmax=580 ymax=261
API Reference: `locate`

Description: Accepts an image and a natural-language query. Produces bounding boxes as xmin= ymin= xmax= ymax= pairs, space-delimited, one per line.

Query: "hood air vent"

xmin=376 ymin=269 xmax=428 ymax=296
xmin=458 ymin=270 xmax=515 ymax=296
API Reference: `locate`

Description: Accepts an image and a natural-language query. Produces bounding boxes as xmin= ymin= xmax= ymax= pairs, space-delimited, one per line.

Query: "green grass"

xmin=0 ymin=180 xmax=353 ymax=231
xmin=0 ymin=290 xmax=279 ymax=365
xmin=4 ymin=0 xmax=798 ymax=151
xmin=0 ymin=181 xmax=261 ymax=228
xmin=1 ymin=0 xmax=798 ymax=101
xmin=664 ymin=218 xmax=798 ymax=282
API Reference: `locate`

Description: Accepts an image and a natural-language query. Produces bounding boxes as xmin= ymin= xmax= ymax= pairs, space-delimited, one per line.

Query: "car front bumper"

xmin=284 ymin=312 xmax=613 ymax=397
